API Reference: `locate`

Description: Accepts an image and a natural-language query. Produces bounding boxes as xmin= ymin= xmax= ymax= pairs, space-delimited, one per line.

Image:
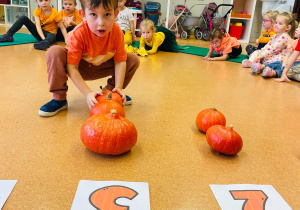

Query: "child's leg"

xmin=78 ymin=53 xmax=140 ymax=91
xmin=56 ymin=28 xmax=64 ymax=42
xmin=46 ymin=46 xmax=69 ymax=100
xmin=261 ymin=62 xmax=282 ymax=77
xmin=5 ymin=16 xmax=43 ymax=41
xmin=34 ymin=31 xmax=56 ymax=50
xmin=257 ymin=43 xmax=266 ymax=50
xmin=229 ymin=45 xmax=242 ymax=57
xmin=124 ymin=31 xmax=133 ymax=45
xmin=246 ymin=44 xmax=257 ymax=56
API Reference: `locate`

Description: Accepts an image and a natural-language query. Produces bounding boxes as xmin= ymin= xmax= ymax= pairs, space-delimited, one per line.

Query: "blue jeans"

xmin=264 ymin=61 xmax=300 ymax=77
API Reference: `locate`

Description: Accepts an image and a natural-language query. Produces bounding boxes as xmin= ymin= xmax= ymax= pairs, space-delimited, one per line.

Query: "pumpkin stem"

xmin=102 ymin=86 xmax=107 ymax=92
xmin=106 ymin=92 xmax=112 ymax=100
xmin=211 ymin=108 xmax=217 ymax=111
xmin=110 ymin=109 xmax=117 ymax=114
xmin=229 ymin=124 xmax=234 ymax=129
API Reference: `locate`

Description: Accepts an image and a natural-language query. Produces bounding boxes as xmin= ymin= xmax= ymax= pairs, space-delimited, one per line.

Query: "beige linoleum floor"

xmin=0 ymin=27 xmax=300 ymax=209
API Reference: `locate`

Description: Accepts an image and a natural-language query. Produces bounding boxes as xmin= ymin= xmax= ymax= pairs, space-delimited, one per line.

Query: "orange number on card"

xmin=89 ymin=185 xmax=138 ymax=210
xmin=230 ymin=190 xmax=268 ymax=210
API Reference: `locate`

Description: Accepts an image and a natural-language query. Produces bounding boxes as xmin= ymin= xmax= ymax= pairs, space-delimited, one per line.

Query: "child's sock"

xmin=242 ymin=59 xmax=254 ymax=68
xmin=251 ymin=63 xmax=262 ymax=74
xmin=34 ymin=40 xmax=50 ymax=50
xmin=262 ymin=67 xmax=275 ymax=77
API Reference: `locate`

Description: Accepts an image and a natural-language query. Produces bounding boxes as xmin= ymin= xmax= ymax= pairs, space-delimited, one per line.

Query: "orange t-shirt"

xmin=58 ymin=9 xmax=82 ymax=25
xmin=209 ymin=33 xmax=240 ymax=55
xmin=66 ymin=21 xmax=127 ymax=65
xmin=34 ymin=7 xmax=62 ymax=34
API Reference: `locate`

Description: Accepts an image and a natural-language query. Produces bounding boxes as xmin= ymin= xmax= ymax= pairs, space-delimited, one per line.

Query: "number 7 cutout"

xmin=210 ymin=184 xmax=292 ymax=210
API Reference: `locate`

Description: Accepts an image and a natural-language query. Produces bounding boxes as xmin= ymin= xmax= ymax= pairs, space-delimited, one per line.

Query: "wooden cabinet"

xmin=0 ymin=0 xmax=30 ymax=25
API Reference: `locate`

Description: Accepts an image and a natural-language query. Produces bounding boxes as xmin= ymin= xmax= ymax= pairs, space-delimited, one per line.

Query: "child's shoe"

xmin=262 ymin=67 xmax=274 ymax=77
xmin=242 ymin=59 xmax=253 ymax=68
xmin=39 ymin=99 xmax=68 ymax=117
xmin=0 ymin=34 xmax=14 ymax=42
xmin=251 ymin=63 xmax=262 ymax=74
xmin=125 ymin=95 xmax=132 ymax=106
xmin=34 ymin=40 xmax=50 ymax=50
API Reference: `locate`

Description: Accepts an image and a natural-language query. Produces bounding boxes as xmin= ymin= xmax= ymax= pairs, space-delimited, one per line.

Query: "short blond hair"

xmin=140 ymin=19 xmax=156 ymax=33
xmin=264 ymin=10 xmax=279 ymax=22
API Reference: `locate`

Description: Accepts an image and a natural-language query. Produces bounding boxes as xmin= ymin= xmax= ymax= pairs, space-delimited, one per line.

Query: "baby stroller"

xmin=196 ymin=3 xmax=234 ymax=41
xmin=144 ymin=1 xmax=161 ymax=25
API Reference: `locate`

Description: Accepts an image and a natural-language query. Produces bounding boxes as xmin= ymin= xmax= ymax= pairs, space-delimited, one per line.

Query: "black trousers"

xmin=229 ymin=45 xmax=242 ymax=57
xmin=56 ymin=25 xmax=76 ymax=42
xmin=246 ymin=43 xmax=267 ymax=56
xmin=6 ymin=16 xmax=56 ymax=44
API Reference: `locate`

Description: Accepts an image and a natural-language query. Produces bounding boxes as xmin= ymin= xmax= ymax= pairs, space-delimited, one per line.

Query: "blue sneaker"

xmin=0 ymin=34 xmax=14 ymax=42
xmin=39 ymin=99 xmax=68 ymax=117
xmin=34 ymin=40 xmax=50 ymax=50
xmin=125 ymin=95 xmax=132 ymax=106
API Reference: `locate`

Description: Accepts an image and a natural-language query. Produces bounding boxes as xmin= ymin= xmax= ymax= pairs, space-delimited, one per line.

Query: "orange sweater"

xmin=209 ymin=33 xmax=240 ymax=55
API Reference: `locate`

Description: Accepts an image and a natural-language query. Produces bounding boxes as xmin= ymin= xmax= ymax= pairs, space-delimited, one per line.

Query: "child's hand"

xmin=112 ymin=87 xmax=126 ymax=106
xmin=86 ymin=91 xmax=103 ymax=109
xmin=274 ymin=74 xmax=291 ymax=83
xmin=203 ymin=56 xmax=210 ymax=60
xmin=254 ymin=56 xmax=263 ymax=63
xmin=256 ymin=39 xmax=259 ymax=45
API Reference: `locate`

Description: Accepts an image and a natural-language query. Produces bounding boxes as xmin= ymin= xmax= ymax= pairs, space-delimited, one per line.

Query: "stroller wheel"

xmin=202 ymin=29 xmax=209 ymax=41
xmin=181 ymin=31 xmax=188 ymax=40
xmin=194 ymin=28 xmax=202 ymax=40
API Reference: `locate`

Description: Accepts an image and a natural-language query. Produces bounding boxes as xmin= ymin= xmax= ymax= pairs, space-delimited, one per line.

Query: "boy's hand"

xmin=274 ymin=74 xmax=291 ymax=83
xmin=86 ymin=91 xmax=103 ymax=109
xmin=256 ymin=39 xmax=259 ymax=45
xmin=112 ymin=87 xmax=126 ymax=106
xmin=254 ymin=55 xmax=263 ymax=63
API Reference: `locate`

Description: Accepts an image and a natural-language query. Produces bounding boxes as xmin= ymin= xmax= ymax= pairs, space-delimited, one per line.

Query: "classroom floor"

xmin=0 ymin=27 xmax=300 ymax=209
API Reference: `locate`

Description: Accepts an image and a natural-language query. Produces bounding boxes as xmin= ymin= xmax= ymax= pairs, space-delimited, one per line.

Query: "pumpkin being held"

xmin=90 ymin=92 xmax=125 ymax=117
xmin=81 ymin=109 xmax=138 ymax=155
xmin=96 ymin=86 xmax=123 ymax=106
xmin=206 ymin=125 xmax=243 ymax=156
xmin=196 ymin=108 xmax=226 ymax=133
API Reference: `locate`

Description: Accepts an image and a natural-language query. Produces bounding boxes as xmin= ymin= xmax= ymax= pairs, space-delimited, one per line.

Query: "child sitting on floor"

xmin=139 ymin=19 xmax=179 ymax=55
xmin=56 ymin=0 xmax=83 ymax=41
xmin=39 ymin=0 xmax=140 ymax=117
xmin=116 ymin=0 xmax=136 ymax=45
xmin=242 ymin=12 xmax=297 ymax=74
xmin=0 ymin=0 xmax=67 ymax=50
xmin=254 ymin=22 xmax=300 ymax=78
xmin=203 ymin=28 xmax=241 ymax=61
xmin=246 ymin=10 xmax=278 ymax=58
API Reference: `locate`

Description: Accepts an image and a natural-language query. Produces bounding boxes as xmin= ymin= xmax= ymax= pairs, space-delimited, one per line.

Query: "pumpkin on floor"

xmin=90 ymin=92 xmax=125 ymax=117
xmin=80 ymin=109 xmax=137 ymax=155
xmin=206 ymin=125 xmax=243 ymax=156
xmin=96 ymin=86 xmax=123 ymax=106
xmin=196 ymin=108 xmax=226 ymax=133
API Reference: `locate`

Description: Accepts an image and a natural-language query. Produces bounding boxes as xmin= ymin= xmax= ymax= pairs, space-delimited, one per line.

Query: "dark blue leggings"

xmin=6 ymin=16 xmax=56 ymax=44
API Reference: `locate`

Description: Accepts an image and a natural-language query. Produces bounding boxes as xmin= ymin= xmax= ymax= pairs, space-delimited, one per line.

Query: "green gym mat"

xmin=131 ymin=41 xmax=247 ymax=63
xmin=0 ymin=33 xmax=38 ymax=47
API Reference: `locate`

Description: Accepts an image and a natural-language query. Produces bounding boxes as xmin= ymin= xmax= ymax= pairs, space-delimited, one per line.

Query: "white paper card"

xmin=210 ymin=184 xmax=292 ymax=210
xmin=0 ymin=180 xmax=17 ymax=209
xmin=71 ymin=180 xmax=150 ymax=210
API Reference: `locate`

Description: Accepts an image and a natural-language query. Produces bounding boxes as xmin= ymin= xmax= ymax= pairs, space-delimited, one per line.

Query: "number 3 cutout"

xmin=230 ymin=190 xmax=268 ymax=210
xmin=89 ymin=185 xmax=138 ymax=210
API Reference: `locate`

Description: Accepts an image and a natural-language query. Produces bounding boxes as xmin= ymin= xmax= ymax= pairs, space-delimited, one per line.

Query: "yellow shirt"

xmin=257 ymin=28 xmax=276 ymax=44
xmin=139 ymin=32 xmax=165 ymax=54
xmin=59 ymin=9 xmax=83 ymax=26
xmin=34 ymin=7 xmax=62 ymax=34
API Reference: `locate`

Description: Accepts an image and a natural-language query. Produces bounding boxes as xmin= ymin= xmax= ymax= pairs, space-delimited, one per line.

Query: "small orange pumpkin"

xmin=90 ymin=92 xmax=125 ymax=117
xmin=80 ymin=109 xmax=138 ymax=155
xmin=196 ymin=108 xmax=226 ymax=133
xmin=96 ymin=86 xmax=123 ymax=106
xmin=206 ymin=125 xmax=243 ymax=156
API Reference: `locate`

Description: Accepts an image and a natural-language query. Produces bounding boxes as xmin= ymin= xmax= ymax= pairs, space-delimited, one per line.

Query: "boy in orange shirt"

xmin=39 ymin=0 xmax=140 ymax=117
xmin=56 ymin=0 xmax=83 ymax=41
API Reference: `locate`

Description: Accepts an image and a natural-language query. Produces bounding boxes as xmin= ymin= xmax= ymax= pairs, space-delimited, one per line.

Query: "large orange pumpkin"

xmin=206 ymin=125 xmax=243 ymax=155
xmin=196 ymin=108 xmax=226 ymax=133
xmin=81 ymin=109 xmax=137 ymax=155
xmin=90 ymin=92 xmax=125 ymax=117
xmin=96 ymin=86 xmax=123 ymax=106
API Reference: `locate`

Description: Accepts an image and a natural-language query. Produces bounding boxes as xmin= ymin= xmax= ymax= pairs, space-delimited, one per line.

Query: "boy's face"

xmin=118 ymin=0 xmax=126 ymax=9
xmin=141 ymin=26 xmax=153 ymax=41
xmin=63 ymin=0 xmax=76 ymax=13
xmin=36 ymin=0 xmax=51 ymax=10
xmin=82 ymin=3 xmax=118 ymax=37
